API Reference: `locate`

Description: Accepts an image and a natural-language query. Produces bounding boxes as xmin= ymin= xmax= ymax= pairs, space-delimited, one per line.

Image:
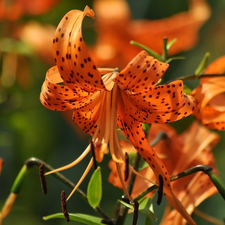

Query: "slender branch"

xmin=167 ymin=73 xmax=225 ymax=83
xmin=24 ymin=157 xmax=111 ymax=220
xmin=134 ymin=164 xmax=225 ymax=201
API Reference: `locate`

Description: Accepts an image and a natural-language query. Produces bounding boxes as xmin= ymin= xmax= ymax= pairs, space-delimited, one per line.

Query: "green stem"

xmin=162 ymin=37 xmax=168 ymax=62
xmin=10 ymin=157 xmax=111 ymax=221
xmin=167 ymin=73 xmax=225 ymax=83
xmin=134 ymin=165 xmax=225 ymax=201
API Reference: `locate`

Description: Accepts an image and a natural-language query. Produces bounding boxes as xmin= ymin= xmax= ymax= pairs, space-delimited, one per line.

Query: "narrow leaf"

xmin=166 ymin=38 xmax=177 ymax=51
xmin=87 ymin=167 xmax=102 ymax=208
xmin=43 ymin=213 xmax=103 ymax=225
xmin=195 ymin=52 xmax=210 ymax=76
xmin=130 ymin=40 xmax=163 ymax=62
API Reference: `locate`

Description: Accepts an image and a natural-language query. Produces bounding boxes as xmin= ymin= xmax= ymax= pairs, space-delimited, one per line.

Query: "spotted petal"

xmin=119 ymin=81 xmax=196 ymax=124
xmin=40 ymin=66 xmax=90 ymax=111
xmin=53 ymin=6 xmax=106 ymax=92
xmin=116 ymin=91 xmax=196 ymax=225
xmin=114 ymin=51 xmax=169 ymax=93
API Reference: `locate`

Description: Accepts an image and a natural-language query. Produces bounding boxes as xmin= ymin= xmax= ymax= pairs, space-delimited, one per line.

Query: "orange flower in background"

xmin=109 ymin=122 xmax=219 ymax=224
xmin=16 ymin=22 xmax=56 ymax=65
xmin=192 ymin=55 xmax=225 ymax=130
xmin=0 ymin=0 xmax=59 ymax=20
xmin=90 ymin=0 xmax=211 ymax=68
xmin=40 ymin=6 xmax=196 ymax=224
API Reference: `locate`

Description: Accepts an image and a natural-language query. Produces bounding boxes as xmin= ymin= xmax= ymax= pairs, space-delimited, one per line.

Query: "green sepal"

xmin=87 ymin=167 xmax=102 ymax=208
xmin=118 ymin=197 xmax=157 ymax=221
xmin=11 ymin=165 xmax=28 ymax=194
xmin=43 ymin=213 xmax=103 ymax=225
xmin=195 ymin=52 xmax=210 ymax=76
xmin=130 ymin=40 xmax=163 ymax=62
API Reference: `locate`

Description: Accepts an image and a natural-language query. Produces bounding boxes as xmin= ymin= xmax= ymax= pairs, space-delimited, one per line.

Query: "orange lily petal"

xmin=192 ymin=56 xmax=225 ymax=130
xmin=114 ymin=51 xmax=169 ymax=93
xmin=117 ymin=92 xmax=196 ymax=225
xmin=119 ymin=81 xmax=196 ymax=124
xmin=52 ymin=6 xmax=106 ymax=92
xmin=40 ymin=66 xmax=90 ymax=111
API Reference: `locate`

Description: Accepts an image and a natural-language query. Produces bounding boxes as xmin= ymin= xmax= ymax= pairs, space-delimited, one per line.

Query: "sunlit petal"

xmin=53 ymin=6 xmax=106 ymax=92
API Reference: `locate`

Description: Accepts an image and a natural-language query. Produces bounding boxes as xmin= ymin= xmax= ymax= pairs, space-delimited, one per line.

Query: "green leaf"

xmin=87 ymin=167 xmax=102 ymax=208
xmin=118 ymin=197 xmax=157 ymax=221
xmin=130 ymin=40 xmax=163 ymax=62
xmin=166 ymin=38 xmax=177 ymax=51
xmin=195 ymin=52 xmax=210 ymax=76
xmin=145 ymin=216 xmax=153 ymax=225
xmin=43 ymin=213 xmax=103 ymax=225
xmin=165 ymin=56 xmax=185 ymax=64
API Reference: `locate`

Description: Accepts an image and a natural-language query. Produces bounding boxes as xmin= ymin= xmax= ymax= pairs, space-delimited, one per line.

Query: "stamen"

xmin=39 ymin=164 xmax=47 ymax=194
xmin=66 ymin=158 xmax=93 ymax=201
xmin=61 ymin=191 xmax=70 ymax=222
xmin=157 ymin=175 xmax=164 ymax=205
xmin=90 ymin=140 xmax=97 ymax=170
xmin=124 ymin=152 xmax=129 ymax=181
xmin=132 ymin=200 xmax=139 ymax=225
xmin=116 ymin=162 xmax=133 ymax=205
xmin=45 ymin=144 xmax=91 ymax=176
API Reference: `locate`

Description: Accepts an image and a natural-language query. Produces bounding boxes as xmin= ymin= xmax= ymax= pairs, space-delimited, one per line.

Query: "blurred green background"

xmin=0 ymin=0 xmax=225 ymax=224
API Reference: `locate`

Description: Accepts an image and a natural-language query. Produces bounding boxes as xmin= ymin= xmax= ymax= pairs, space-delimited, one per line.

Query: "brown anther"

xmin=124 ymin=152 xmax=129 ymax=181
xmin=39 ymin=164 xmax=47 ymax=194
xmin=132 ymin=200 xmax=139 ymax=225
xmin=157 ymin=175 xmax=164 ymax=205
xmin=90 ymin=140 xmax=97 ymax=170
xmin=61 ymin=191 xmax=70 ymax=222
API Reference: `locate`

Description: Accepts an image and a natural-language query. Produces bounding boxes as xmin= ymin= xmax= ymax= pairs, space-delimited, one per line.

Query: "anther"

xmin=124 ymin=152 xmax=129 ymax=181
xmin=113 ymin=68 xmax=120 ymax=73
xmin=90 ymin=140 xmax=97 ymax=170
xmin=132 ymin=200 xmax=139 ymax=225
xmin=157 ymin=175 xmax=164 ymax=205
xmin=39 ymin=164 xmax=47 ymax=194
xmin=61 ymin=191 xmax=70 ymax=222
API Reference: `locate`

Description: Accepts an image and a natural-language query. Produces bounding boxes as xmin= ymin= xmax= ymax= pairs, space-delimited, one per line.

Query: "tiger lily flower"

xmin=40 ymin=6 xmax=196 ymax=224
xmin=192 ymin=55 xmax=225 ymax=130
xmin=90 ymin=0 xmax=211 ymax=67
xmin=109 ymin=122 xmax=219 ymax=225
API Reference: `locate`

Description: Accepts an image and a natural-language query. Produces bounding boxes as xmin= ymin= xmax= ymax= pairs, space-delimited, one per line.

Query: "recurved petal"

xmin=122 ymin=81 xmax=196 ymax=124
xmin=40 ymin=66 xmax=89 ymax=111
xmin=114 ymin=51 xmax=169 ymax=93
xmin=72 ymin=91 xmax=103 ymax=136
xmin=53 ymin=6 xmax=106 ymax=92
xmin=192 ymin=77 xmax=225 ymax=111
